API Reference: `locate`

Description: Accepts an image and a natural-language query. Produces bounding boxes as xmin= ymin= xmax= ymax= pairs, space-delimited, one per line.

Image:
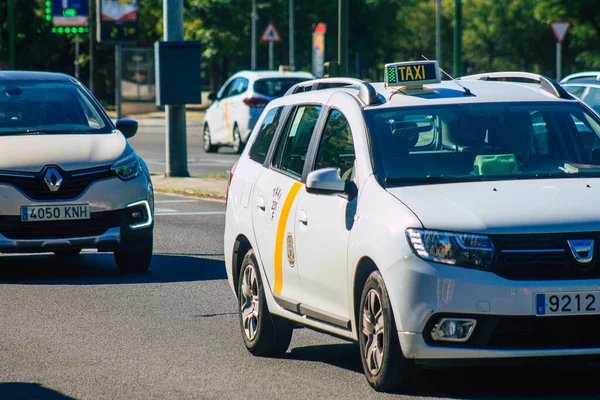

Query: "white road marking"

xmin=154 ymin=208 xmax=178 ymax=213
xmin=155 ymin=211 xmax=225 ymax=216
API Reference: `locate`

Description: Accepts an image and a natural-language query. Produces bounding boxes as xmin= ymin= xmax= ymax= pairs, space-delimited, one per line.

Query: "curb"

xmin=153 ymin=187 xmax=226 ymax=200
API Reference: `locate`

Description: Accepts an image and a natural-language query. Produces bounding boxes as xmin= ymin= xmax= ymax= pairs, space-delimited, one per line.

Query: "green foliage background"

xmin=0 ymin=0 xmax=598 ymax=104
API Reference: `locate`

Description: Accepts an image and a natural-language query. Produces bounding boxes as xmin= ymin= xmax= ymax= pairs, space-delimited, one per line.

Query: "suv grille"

xmin=0 ymin=165 xmax=114 ymax=200
xmin=0 ymin=210 xmax=123 ymax=240
xmin=490 ymin=233 xmax=600 ymax=280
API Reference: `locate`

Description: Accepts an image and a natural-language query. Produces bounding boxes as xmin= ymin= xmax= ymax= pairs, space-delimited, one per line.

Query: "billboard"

xmin=312 ymin=23 xmax=327 ymax=78
xmin=48 ymin=0 xmax=90 ymax=33
xmin=97 ymin=0 xmax=139 ymax=43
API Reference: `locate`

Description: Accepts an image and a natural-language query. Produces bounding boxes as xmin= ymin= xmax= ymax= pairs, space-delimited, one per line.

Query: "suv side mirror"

xmin=116 ymin=119 xmax=138 ymax=139
xmin=208 ymin=92 xmax=218 ymax=101
xmin=306 ymin=168 xmax=346 ymax=194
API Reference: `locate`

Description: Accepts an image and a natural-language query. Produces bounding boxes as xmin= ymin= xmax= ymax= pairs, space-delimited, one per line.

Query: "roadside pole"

xmin=269 ymin=42 xmax=274 ymax=70
xmin=88 ymin=0 xmax=94 ymax=92
xmin=115 ymin=44 xmax=122 ymax=119
xmin=75 ymin=34 xmax=80 ymax=79
xmin=435 ymin=0 xmax=442 ymax=67
xmin=338 ymin=0 xmax=348 ymax=76
xmin=8 ymin=0 xmax=15 ymax=70
xmin=289 ymin=0 xmax=295 ymax=70
xmin=164 ymin=0 xmax=189 ymax=177
xmin=251 ymin=0 xmax=257 ymax=70
xmin=453 ymin=0 xmax=462 ymax=76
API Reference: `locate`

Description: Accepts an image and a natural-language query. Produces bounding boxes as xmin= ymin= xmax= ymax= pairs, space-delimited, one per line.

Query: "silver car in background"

xmin=0 ymin=71 xmax=154 ymax=272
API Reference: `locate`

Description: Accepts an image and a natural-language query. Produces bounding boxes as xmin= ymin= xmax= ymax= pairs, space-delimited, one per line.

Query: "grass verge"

xmin=154 ymin=187 xmax=226 ymax=200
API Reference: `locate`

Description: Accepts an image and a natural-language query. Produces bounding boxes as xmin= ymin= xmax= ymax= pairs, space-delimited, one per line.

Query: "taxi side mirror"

xmin=116 ymin=118 xmax=138 ymax=139
xmin=306 ymin=167 xmax=346 ymax=194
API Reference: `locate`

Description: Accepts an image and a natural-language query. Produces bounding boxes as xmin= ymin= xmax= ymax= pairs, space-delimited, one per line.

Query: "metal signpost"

xmin=47 ymin=0 xmax=90 ymax=79
xmin=97 ymin=0 xmax=140 ymax=120
xmin=548 ymin=20 xmax=571 ymax=82
xmin=260 ymin=22 xmax=282 ymax=70
xmin=312 ymin=23 xmax=327 ymax=78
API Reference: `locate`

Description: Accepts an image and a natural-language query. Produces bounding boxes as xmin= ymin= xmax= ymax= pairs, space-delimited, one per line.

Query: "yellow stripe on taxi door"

xmin=223 ymin=100 xmax=232 ymax=139
xmin=273 ymin=182 xmax=302 ymax=295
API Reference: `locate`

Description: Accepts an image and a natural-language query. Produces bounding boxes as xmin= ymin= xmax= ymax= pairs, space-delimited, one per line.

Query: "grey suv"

xmin=0 ymin=71 xmax=154 ymax=272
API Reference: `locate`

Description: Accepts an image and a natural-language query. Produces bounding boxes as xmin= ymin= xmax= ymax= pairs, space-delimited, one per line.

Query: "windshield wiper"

xmin=384 ymin=175 xmax=472 ymax=184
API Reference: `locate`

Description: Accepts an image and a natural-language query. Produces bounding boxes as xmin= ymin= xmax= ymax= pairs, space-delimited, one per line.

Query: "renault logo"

xmin=44 ymin=168 xmax=63 ymax=192
xmin=567 ymin=239 xmax=594 ymax=264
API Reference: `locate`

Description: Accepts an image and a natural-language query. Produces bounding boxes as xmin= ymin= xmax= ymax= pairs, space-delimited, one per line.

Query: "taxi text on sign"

xmin=385 ymin=61 xmax=440 ymax=88
xmin=260 ymin=22 xmax=282 ymax=43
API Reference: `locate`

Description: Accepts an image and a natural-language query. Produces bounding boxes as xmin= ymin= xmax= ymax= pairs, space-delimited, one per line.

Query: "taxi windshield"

xmin=364 ymin=102 xmax=600 ymax=186
xmin=0 ymin=81 xmax=111 ymax=135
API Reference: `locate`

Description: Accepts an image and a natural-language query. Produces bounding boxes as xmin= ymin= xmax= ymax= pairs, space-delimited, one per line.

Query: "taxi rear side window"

xmin=249 ymin=106 xmax=284 ymax=164
xmin=272 ymin=105 xmax=322 ymax=178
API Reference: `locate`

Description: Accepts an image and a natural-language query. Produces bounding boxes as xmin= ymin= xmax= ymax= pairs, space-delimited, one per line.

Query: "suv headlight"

xmin=111 ymin=152 xmax=141 ymax=181
xmin=406 ymin=228 xmax=494 ymax=270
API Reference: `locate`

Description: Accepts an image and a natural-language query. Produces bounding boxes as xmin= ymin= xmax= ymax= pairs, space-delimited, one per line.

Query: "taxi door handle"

xmin=256 ymin=196 xmax=266 ymax=211
xmin=298 ymin=210 xmax=308 ymax=225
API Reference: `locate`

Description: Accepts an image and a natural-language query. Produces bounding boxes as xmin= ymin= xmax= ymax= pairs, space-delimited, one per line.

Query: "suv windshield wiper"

xmin=0 ymin=128 xmax=93 ymax=136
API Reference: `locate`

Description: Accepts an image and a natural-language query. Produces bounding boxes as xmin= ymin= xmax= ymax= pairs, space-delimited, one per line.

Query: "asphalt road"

xmin=0 ymin=193 xmax=599 ymax=399
xmin=129 ymin=119 xmax=239 ymax=177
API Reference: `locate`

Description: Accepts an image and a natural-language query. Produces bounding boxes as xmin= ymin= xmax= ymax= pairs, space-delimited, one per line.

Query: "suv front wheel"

xmin=238 ymin=249 xmax=293 ymax=356
xmin=114 ymin=232 xmax=153 ymax=273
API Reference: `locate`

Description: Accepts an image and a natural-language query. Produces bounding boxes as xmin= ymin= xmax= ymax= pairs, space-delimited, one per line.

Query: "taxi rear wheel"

xmin=203 ymin=124 xmax=218 ymax=153
xmin=238 ymin=249 xmax=293 ymax=356
xmin=358 ymin=270 xmax=421 ymax=393
xmin=114 ymin=233 xmax=153 ymax=273
xmin=232 ymin=125 xmax=244 ymax=154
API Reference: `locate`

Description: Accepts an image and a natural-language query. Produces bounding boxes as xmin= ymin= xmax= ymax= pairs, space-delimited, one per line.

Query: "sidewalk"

xmin=151 ymin=174 xmax=228 ymax=200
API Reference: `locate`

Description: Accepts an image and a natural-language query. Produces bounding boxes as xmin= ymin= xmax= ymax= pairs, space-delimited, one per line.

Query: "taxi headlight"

xmin=406 ymin=229 xmax=494 ymax=270
xmin=111 ymin=152 xmax=141 ymax=181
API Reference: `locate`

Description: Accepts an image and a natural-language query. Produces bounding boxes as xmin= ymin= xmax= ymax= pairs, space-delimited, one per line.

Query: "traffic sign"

xmin=260 ymin=22 xmax=282 ymax=43
xmin=549 ymin=20 xmax=571 ymax=44
xmin=48 ymin=0 xmax=89 ymax=31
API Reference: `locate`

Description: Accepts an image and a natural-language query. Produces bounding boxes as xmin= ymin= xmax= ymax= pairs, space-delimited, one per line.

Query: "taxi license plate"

xmin=535 ymin=292 xmax=600 ymax=316
xmin=21 ymin=204 xmax=90 ymax=222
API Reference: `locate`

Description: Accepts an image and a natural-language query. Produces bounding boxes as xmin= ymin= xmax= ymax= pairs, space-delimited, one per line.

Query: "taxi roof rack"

xmin=459 ymin=72 xmax=572 ymax=100
xmin=285 ymin=78 xmax=383 ymax=106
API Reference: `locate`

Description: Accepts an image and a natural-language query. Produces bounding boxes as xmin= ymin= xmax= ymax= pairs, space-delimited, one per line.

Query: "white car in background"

xmin=202 ymin=69 xmax=314 ymax=154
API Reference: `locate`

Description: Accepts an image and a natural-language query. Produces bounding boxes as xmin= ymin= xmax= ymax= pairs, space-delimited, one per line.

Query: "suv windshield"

xmin=364 ymin=102 xmax=600 ymax=186
xmin=0 ymin=81 xmax=111 ymax=135
xmin=253 ymin=78 xmax=310 ymax=98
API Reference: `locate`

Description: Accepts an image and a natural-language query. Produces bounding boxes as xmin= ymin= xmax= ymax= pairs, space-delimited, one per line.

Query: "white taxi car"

xmin=224 ymin=60 xmax=600 ymax=392
xmin=202 ymin=69 xmax=313 ymax=154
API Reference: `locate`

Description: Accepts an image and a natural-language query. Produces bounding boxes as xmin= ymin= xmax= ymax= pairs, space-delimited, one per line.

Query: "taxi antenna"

xmin=421 ymin=55 xmax=472 ymax=96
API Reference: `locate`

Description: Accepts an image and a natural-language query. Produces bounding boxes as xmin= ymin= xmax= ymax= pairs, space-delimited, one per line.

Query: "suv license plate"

xmin=535 ymin=292 xmax=600 ymax=316
xmin=21 ymin=204 xmax=90 ymax=222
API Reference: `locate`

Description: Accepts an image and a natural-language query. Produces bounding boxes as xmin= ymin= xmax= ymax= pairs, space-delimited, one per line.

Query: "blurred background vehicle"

xmin=202 ymin=68 xmax=314 ymax=154
xmin=560 ymin=72 xmax=600 ymax=114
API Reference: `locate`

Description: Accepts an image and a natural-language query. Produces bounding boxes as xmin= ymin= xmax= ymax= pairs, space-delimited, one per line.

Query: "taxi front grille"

xmin=490 ymin=233 xmax=600 ymax=280
xmin=0 ymin=166 xmax=114 ymax=200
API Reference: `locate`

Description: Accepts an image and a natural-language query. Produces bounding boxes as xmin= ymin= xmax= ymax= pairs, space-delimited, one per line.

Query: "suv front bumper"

xmin=0 ymin=174 xmax=153 ymax=253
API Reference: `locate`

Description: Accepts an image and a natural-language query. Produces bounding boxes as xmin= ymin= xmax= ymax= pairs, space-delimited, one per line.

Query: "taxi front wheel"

xmin=359 ymin=270 xmax=421 ymax=393
xmin=238 ymin=249 xmax=293 ymax=356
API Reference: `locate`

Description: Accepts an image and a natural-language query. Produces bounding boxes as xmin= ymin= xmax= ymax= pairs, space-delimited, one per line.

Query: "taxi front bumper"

xmin=385 ymin=254 xmax=600 ymax=360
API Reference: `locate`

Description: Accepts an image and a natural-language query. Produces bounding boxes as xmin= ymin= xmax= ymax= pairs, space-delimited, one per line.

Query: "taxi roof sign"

xmin=385 ymin=60 xmax=441 ymax=89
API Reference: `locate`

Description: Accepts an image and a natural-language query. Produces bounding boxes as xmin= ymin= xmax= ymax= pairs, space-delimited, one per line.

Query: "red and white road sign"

xmin=548 ymin=20 xmax=571 ymax=44
xmin=260 ymin=22 xmax=282 ymax=43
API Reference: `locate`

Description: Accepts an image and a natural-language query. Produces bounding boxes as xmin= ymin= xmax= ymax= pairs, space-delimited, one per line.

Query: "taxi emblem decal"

xmin=286 ymin=233 xmax=295 ymax=268
xmin=567 ymin=239 xmax=594 ymax=264
xmin=44 ymin=168 xmax=63 ymax=192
